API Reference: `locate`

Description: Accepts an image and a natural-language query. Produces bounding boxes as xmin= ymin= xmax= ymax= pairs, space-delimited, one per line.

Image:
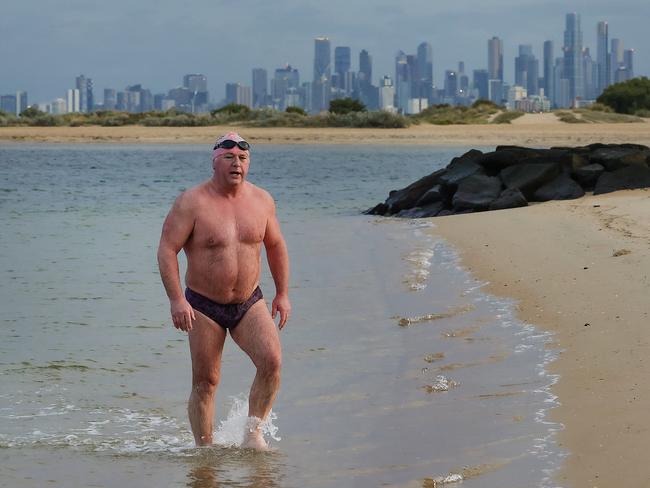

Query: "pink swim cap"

xmin=212 ymin=131 xmax=249 ymax=161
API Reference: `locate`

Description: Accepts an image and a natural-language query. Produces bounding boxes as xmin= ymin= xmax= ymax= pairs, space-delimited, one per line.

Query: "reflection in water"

xmin=186 ymin=447 xmax=285 ymax=488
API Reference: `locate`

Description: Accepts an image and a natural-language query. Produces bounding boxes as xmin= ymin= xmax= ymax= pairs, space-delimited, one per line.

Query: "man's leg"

xmin=230 ymin=299 xmax=282 ymax=448
xmin=188 ymin=311 xmax=227 ymax=446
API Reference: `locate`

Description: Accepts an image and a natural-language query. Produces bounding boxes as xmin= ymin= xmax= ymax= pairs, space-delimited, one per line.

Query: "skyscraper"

xmin=104 ymin=89 xmax=116 ymax=110
xmin=312 ymin=37 xmax=331 ymax=113
xmin=610 ymin=38 xmax=623 ymax=83
xmin=416 ymin=42 xmax=433 ymax=102
xmin=473 ymin=69 xmax=489 ymax=100
xmin=624 ymin=49 xmax=635 ymax=79
xmin=596 ymin=21 xmax=609 ymax=93
xmin=334 ymin=46 xmax=351 ymax=91
xmin=183 ymin=74 xmax=209 ymax=111
xmin=563 ymin=12 xmax=584 ymax=101
xmin=358 ymin=49 xmax=376 ymax=109
xmin=252 ymin=68 xmax=268 ymax=108
xmin=515 ymin=44 xmax=539 ymax=95
xmin=75 ymin=75 xmax=93 ymax=113
xmin=543 ymin=40 xmax=554 ymax=101
xmin=488 ymin=37 xmax=503 ymax=82
xmin=16 ymin=91 xmax=28 ymax=116
xmin=272 ymin=65 xmax=300 ymax=110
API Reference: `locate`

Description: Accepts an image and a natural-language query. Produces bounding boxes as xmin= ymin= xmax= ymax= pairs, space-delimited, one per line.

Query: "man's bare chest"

xmin=192 ymin=207 xmax=266 ymax=249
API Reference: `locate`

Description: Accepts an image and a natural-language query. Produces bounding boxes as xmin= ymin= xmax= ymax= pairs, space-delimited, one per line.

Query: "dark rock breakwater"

xmin=366 ymin=143 xmax=650 ymax=218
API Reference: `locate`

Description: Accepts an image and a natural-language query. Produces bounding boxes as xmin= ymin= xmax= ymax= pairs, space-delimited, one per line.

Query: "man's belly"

xmin=185 ymin=251 xmax=261 ymax=304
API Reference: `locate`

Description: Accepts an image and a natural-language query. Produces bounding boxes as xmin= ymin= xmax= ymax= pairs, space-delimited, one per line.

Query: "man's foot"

xmin=241 ymin=429 xmax=268 ymax=450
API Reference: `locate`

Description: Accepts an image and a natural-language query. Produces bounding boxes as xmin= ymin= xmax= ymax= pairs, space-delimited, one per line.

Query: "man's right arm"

xmin=157 ymin=192 xmax=197 ymax=332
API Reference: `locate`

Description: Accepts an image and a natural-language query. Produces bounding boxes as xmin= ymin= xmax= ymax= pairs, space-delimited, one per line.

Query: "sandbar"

xmin=0 ymin=118 xmax=649 ymax=147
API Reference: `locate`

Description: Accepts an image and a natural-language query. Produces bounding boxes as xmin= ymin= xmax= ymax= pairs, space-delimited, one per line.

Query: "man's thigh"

xmin=230 ymin=300 xmax=281 ymax=367
xmin=188 ymin=311 xmax=228 ymax=381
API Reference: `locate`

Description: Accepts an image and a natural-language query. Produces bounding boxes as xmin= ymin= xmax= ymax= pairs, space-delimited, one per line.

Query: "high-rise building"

xmin=543 ymin=41 xmax=554 ymax=101
xmin=624 ymin=49 xmax=634 ymax=79
xmin=16 ymin=91 xmax=28 ymax=116
xmin=183 ymin=74 xmax=209 ymax=110
xmin=473 ymin=69 xmax=489 ymax=100
xmin=225 ymin=83 xmax=252 ymax=108
xmin=378 ymin=76 xmax=395 ymax=112
xmin=596 ymin=21 xmax=609 ymax=94
xmin=515 ymin=44 xmax=539 ymax=95
xmin=0 ymin=95 xmax=16 ymax=115
xmin=312 ymin=37 xmax=331 ymax=113
xmin=75 ymin=75 xmax=93 ymax=113
xmin=395 ymin=51 xmax=410 ymax=112
xmin=488 ymin=37 xmax=503 ymax=82
xmin=444 ymin=70 xmax=458 ymax=98
xmin=334 ymin=46 xmax=351 ymax=91
xmin=51 ymin=98 xmax=66 ymax=114
xmin=104 ymin=89 xmax=116 ymax=110
xmin=563 ymin=13 xmax=584 ymax=101
xmin=583 ymin=48 xmax=598 ymax=100
xmin=358 ymin=49 xmax=376 ymax=109
xmin=66 ymin=88 xmax=80 ymax=113
xmin=610 ymin=38 xmax=623 ymax=84
xmin=252 ymin=68 xmax=268 ymax=108
xmin=416 ymin=42 xmax=433 ymax=102
xmin=271 ymin=65 xmax=300 ymax=110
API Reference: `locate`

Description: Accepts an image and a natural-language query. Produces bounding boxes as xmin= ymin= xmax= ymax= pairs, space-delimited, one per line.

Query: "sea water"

xmin=0 ymin=144 xmax=565 ymax=487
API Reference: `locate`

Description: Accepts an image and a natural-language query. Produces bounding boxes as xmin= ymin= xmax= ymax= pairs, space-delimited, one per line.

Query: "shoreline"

xmin=431 ymin=189 xmax=650 ymax=487
xmin=1 ymin=121 xmax=649 ymax=147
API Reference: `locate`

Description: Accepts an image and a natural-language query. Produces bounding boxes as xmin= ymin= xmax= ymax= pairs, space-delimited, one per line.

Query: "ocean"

xmin=0 ymin=144 xmax=564 ymax=487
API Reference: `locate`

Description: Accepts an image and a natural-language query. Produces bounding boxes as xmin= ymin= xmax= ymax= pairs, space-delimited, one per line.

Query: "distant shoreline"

xmin=1 ymin=118 xmax=649 ymax=147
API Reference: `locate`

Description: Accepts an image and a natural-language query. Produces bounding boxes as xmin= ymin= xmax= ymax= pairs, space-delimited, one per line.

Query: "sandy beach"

xmin=0 ymin=115 xmax=649 ymax=147
xmin=432 ymin=189 xmax=650 ymax=487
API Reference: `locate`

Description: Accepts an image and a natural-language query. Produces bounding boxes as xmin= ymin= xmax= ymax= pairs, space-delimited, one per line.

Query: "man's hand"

xmin=170 ymin=297 xmax=196 ymax=332
xmin=271 ymin=294 xmax=291 ymax=330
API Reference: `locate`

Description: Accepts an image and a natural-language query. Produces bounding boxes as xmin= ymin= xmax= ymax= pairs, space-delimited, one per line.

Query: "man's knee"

xmin=192 ymin=374 xmax=220 ymax=397
xmin=259 ymin=353 xmax=282 ymax=379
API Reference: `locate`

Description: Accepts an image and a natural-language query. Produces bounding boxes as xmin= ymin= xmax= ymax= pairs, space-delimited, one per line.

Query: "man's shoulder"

xmin=174 ymin=182 xmax=210 ymax=211
xmin=245 ymin=182 xmax=274 ymax=206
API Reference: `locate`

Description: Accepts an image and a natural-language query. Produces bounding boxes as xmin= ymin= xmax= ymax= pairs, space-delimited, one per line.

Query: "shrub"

xmin=597 ymin=77 xmax=650 ymax=114
xmin=491 ymin=111 xmax=525 ymax=124
xmin=285 ymin=106 xmax=307 ymax=116
xmin=211 ymin=104 xmax=251 ymax=116
xmin=329 ymin=98 xmax=366 ymax=115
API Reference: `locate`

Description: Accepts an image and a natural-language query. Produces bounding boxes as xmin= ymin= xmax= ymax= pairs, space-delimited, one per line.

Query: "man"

xmin=157 ymin=132 xmax=290 ymax=450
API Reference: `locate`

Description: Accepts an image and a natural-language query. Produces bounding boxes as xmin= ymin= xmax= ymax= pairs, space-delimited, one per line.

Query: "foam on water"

xmin=213 ymin=394 xmax=281 ymax=447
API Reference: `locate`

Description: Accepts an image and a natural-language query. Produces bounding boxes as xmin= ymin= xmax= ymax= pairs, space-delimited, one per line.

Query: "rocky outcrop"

xmin=366 ymin=143 xmax=650 ymax=218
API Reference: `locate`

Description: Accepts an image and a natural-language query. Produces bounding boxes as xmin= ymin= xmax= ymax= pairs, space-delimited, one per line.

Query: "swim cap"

xmin=212 ymin=132 xmax=249 ymax=161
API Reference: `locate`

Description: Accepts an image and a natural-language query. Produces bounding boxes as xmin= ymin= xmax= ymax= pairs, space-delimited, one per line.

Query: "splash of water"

xmin=213 ymin=394 xmax=280 ymax=447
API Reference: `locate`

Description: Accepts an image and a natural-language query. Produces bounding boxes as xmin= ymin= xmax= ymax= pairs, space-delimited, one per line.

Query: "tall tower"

xmin=543 ymin=40 xmax=554 ymax=100
xmin=515 ymin=44 xmax=539 ymax=95
xmin=252 ymin=68 xmax=268 ymax=108
xmin=334 ymin=46 xmax=351 ymax=91
xmin=610 ymin=38 xmax=623 ymax=83
xmin=416 ymin=42 xmax=433 ymax=101
xmin=596 ymin=21 xmax=609 ymax=94
xmin=624 ymin=49 xmax=634 ymax=79
xmin=563 ymin=13 xmax=584 ymax=101
xmin=312 ymin=37 xmax=331 ymax=112
xmin=488 ymin=37 xmax=503 ymax=82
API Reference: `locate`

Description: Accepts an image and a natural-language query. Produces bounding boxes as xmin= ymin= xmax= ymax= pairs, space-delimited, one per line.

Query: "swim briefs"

xmin=185 ymin=286 xmax=263 ymax=330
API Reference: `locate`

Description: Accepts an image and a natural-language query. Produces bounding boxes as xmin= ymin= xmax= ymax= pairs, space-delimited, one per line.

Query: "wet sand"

xmin=0 ymin=119 xmax=649 ymax=147
xmin=432 ymin=189 xmax=650 ymax=488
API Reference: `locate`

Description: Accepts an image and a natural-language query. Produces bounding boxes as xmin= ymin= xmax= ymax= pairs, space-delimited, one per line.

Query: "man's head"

xmin=211 ymin=132 xmax=251 ymax=186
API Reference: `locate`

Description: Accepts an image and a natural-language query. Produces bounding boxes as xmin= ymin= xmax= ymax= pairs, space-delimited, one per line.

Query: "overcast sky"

xmin=2 ymin=0 xmax=648 ymax=103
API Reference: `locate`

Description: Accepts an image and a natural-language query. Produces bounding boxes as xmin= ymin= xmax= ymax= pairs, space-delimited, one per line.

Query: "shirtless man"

xmin=157 ymin=132 xmax=290 ymax=450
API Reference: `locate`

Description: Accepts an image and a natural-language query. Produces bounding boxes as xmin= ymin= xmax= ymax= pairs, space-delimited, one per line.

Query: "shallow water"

xmin=0 ymin=144 xmax=564 ymax=487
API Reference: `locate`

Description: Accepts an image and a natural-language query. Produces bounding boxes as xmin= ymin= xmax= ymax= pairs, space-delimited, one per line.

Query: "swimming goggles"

xmin=213 ymin=139 xmax=251 ymax=151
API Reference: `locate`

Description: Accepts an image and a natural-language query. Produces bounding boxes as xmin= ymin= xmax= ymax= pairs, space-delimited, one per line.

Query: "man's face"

xmin=213 ymin=147 xmax=250 ymax=185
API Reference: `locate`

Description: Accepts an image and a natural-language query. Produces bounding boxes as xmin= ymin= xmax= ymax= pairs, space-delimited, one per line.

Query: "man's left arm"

xmin=263 ymin=199 xmax=291 ymax=329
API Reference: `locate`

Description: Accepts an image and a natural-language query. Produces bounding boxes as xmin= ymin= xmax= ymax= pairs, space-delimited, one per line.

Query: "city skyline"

xmin=2 ymin=1 xmax=648 ymax=103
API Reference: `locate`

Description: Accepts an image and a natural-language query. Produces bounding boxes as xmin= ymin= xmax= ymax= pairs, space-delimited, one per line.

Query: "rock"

xmin=500 ymin=162 xmax=561 ymax=198
xmin=572 ymin=163 xmax=605 ymax=189
xmin=394 ymin=201 xmax=446 ymax=218
xmin=384 ymin=168 xmax=445 ymax=214
xmin=452 ymin=175 xmax=502 ymax=211
xmin=364 ymin=202 xmax=389 ymax=215
xmin=593 ymin=165 xmax=650 ymax=195
xmin=489 ymin=188 xmax=528 ymax=210
xmin=532 ymin=173 xmax=585 ymax=201
xmin=440 ymin=158 xmax=485 ymax=191
xmin=415 ymin=184 xmax=449 ymax=206
xmin=477 ymin=148 xmax=539 ymax=172
xmin=588 ymin=147 xmax=650 ymax=171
